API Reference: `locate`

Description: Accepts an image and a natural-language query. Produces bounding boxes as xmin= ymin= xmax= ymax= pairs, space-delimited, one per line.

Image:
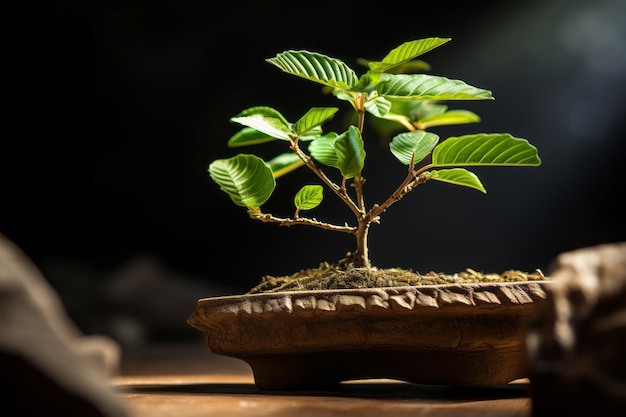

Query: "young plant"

xmin=208 ymin=37 xmax=541 ymax=271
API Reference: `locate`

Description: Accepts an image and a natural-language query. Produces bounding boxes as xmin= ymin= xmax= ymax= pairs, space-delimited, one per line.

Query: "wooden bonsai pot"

xmin=187 ymin=281 xmax=549 ymax=390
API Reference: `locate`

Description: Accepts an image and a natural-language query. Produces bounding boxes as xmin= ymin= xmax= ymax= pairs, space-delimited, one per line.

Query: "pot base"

xmin=245 ymin=347 xmax=528 ymax=390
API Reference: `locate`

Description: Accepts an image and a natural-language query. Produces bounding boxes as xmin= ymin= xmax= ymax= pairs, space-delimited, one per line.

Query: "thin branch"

xmin=353 ymin=174 xmax=366 ymax=214
xmin=366 ymin=169 xmax=431 ymax=222
xmin=352 ymin=94 xmax=368 ymax=215
xmin=290 ymin=141 xmax=362 ymax=217
xmin=249 ymin=211 xmax=358 ymax=235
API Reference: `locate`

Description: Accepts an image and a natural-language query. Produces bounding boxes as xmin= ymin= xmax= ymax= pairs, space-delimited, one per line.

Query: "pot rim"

xmin=197 ymin=279 xmax=552 ymax=304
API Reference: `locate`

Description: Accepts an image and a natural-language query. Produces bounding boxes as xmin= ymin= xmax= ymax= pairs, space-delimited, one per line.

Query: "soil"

xmin=247 ymin=261 xmax=547 ymax=294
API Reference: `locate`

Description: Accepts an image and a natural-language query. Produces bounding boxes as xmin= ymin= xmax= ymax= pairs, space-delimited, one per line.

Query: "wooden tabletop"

xmin=111 ymin=342 xmax=532 ymax=417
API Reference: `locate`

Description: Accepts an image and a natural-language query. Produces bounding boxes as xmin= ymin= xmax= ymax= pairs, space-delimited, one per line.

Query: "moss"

xmin=247 ymin=262 xmax=546 ymax=294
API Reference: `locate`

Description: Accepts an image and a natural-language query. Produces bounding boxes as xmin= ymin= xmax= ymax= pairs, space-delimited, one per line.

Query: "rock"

xmin=526 ymin=242 xmax=626 ymax=415
xmin=0 ymin=234 xmax=128 ymax=417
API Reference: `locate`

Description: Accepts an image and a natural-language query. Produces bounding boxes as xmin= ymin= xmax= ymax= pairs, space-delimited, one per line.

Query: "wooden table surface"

xmin=111 ymin=342 xmax=533 ymax=417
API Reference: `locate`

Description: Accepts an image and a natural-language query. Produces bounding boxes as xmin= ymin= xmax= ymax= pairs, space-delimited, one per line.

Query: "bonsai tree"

xmin=208 ymin=37 xmax=542 ymax=288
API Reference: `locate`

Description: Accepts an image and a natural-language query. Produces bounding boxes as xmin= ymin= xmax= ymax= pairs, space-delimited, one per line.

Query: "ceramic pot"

xmin=187 ymin=281 xmax=549 ymax=390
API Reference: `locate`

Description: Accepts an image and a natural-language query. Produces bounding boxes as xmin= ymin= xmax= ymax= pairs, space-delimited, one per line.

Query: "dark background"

xmin=10 ymin=0 xmax=625 ymax=344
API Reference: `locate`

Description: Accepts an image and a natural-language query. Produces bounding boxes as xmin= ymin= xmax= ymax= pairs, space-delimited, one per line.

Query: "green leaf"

xmin=228 ymin=127 xmax=276 ymax=147
xmin=418 ymin=110 xmax=481 ymax=129
xmin=357 ymin=57 xmax=431 ymax=73
xmin=332 ymin=89 xmax=357 ymax=105
xmin=298 ymin=126 xmax=324 ymax=141
xmin=389 ymin=130 xmax=440 ymax=165
xmin=294 ymin=107 xmax=338 ymax=136
xmin=232 ymin=106 xmax=290 ymax=124
xmin=411 ymin=100 xmax=448 ymax=119
xmin=309 ymin=133 xmax=340 ymax=168
xmin=267 ymin=153 xmax=304 ymax=178
xmin=230 ymin=107 xmax=292 ymax=141
xmin=429 ymin=168 xmax=486 ymax=193
xmin=364 ymin=95 xmax=392 ymax=118
xmin=334 ymin=126 xmax=366 ymax=178
xmin=432 ymin=133 xmax=542 ymax=166
xmin=308 ymin=128 xmax=365 ymax=178
xmin=368 ymin=38 xmax=451 ymax=72
xmin=368 ymin=115 xmax=409 ymax=137
xmin=208 ymin=154 xmax=276 ymax=208
xmin=227 ymin=125 xmax=324 ymax=148
xmin=375 ymin=73 xmax=494 ymax=101
xmin=266 ymin=50 xmax=359 ymax=90
xmin=379 ymin=100 xmax=445 ymax=123
xmin=294 ymin=185 xmax=323 ymax=210
xmin=385 ymin=60 xmax=431 ymax=74
xmin=370 ymin=100 xmax=441 ymax=133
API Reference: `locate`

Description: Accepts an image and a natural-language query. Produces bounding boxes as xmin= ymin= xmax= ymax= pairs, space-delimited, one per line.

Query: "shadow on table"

xmin=115 ymin=380 xmax=530 ymax=401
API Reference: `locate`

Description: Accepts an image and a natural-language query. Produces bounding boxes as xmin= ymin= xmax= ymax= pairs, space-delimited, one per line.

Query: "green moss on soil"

xmin=247 ymin=262 xmax=547 ymax=294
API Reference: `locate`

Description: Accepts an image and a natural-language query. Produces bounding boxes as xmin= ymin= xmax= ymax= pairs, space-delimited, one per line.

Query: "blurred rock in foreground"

xmin=527 ymin=242 xmax=626 ymax=416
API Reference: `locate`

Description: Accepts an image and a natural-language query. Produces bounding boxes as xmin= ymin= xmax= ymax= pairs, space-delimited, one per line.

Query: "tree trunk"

xmin=352 ymin=222 xmax=371 ymax=269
